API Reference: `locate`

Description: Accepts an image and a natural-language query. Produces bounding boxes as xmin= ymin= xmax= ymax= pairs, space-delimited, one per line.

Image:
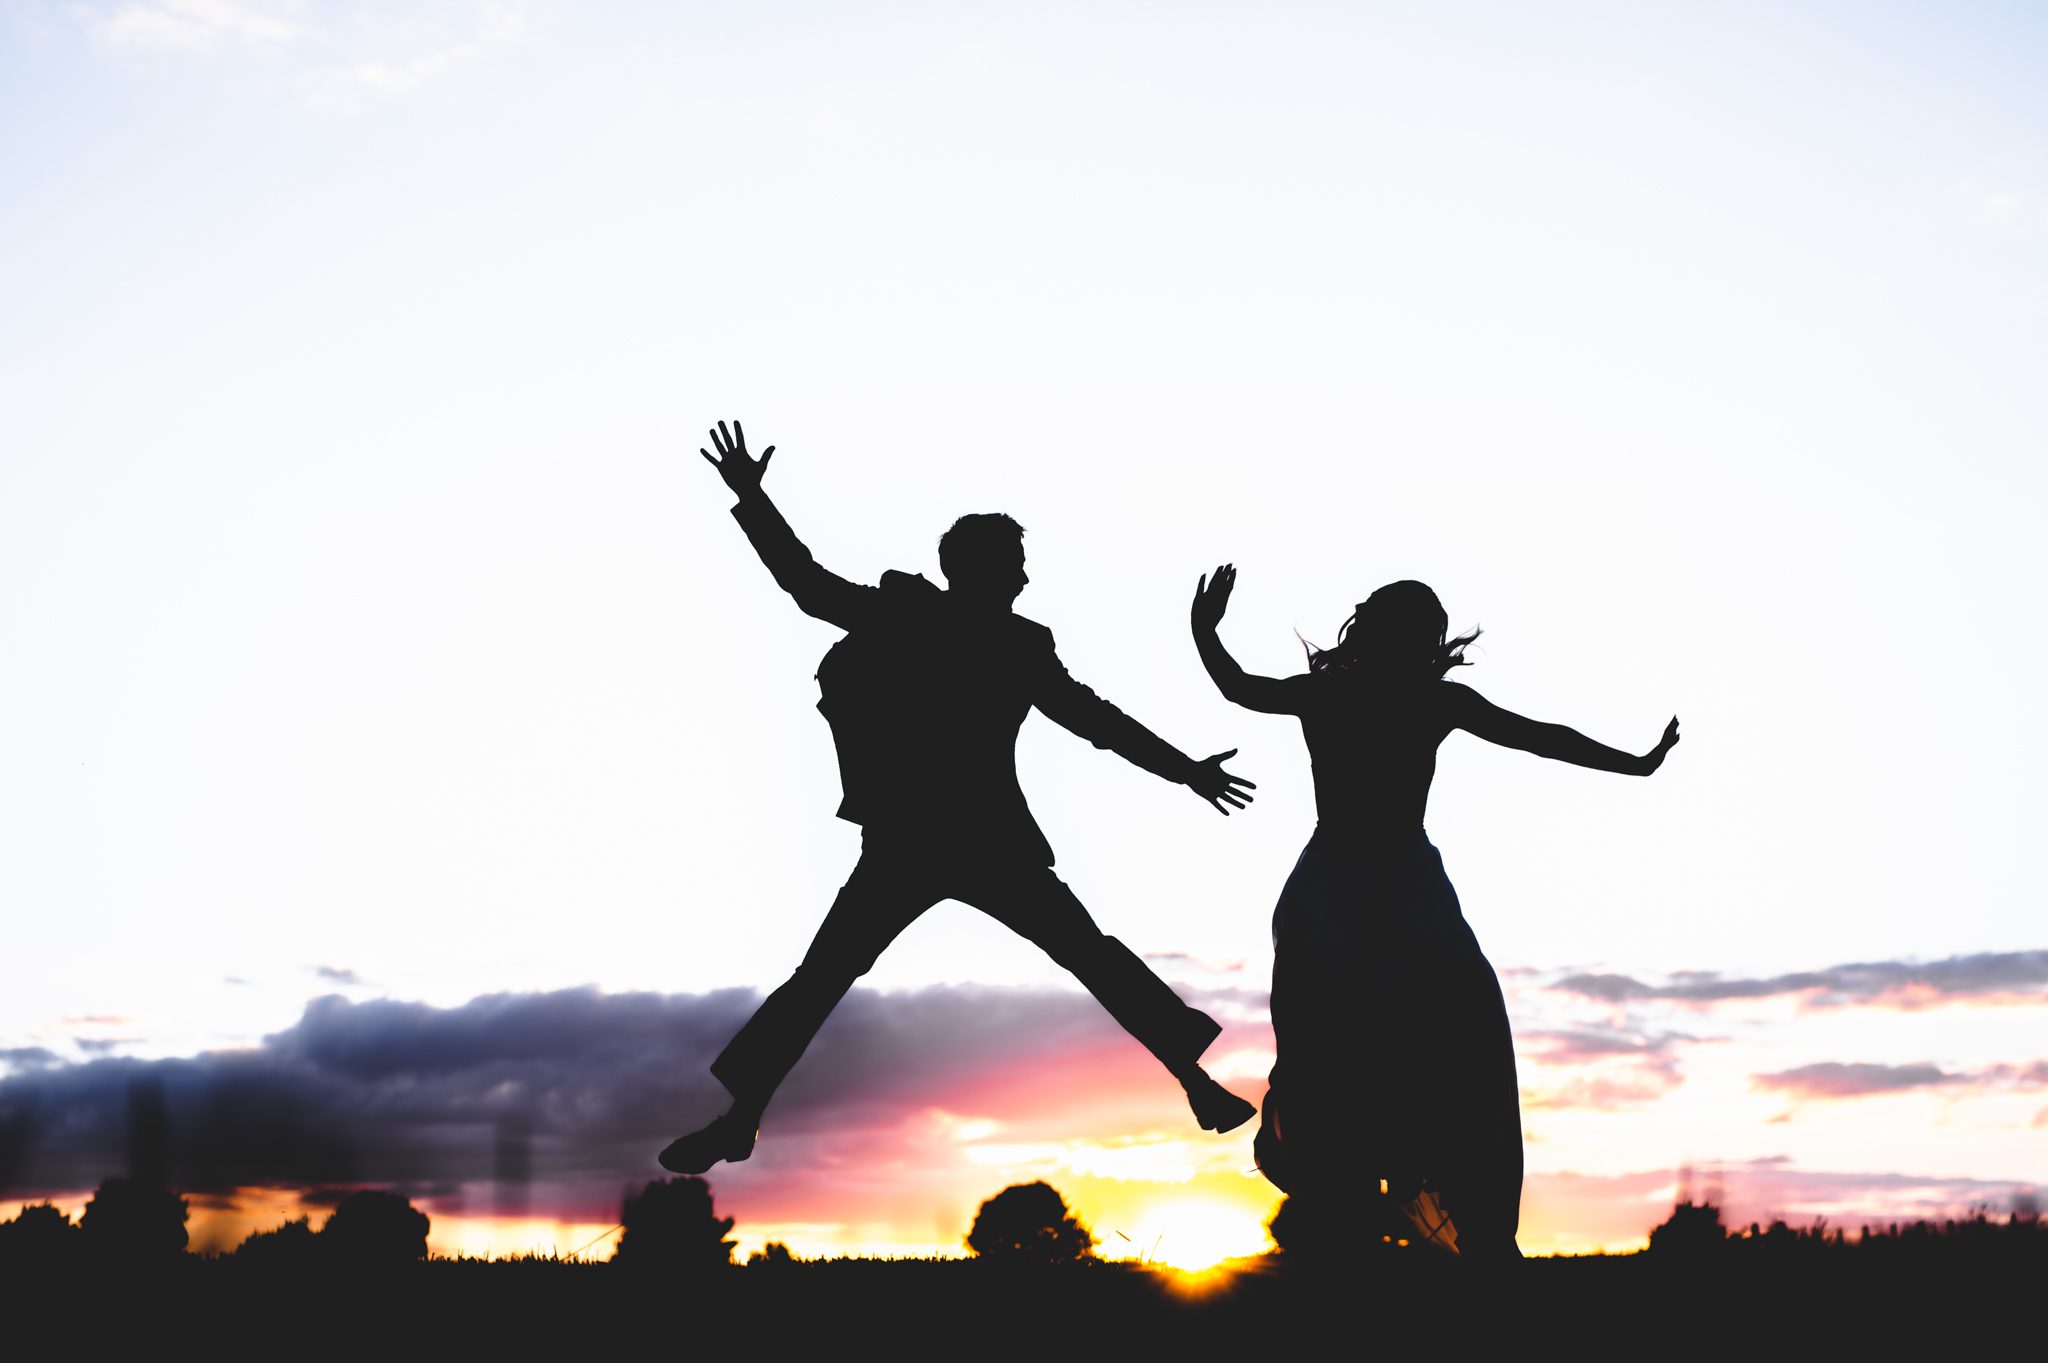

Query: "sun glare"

xmin=1121 ymin=1198 xmax=1270 ymax=1273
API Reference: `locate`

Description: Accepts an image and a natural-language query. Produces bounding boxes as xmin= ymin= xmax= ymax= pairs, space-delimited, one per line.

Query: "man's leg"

xmin=959 ymin=862 xmax=1253 ymax=1132
xmin=661 ymin=844 xmax=938 ymax=1173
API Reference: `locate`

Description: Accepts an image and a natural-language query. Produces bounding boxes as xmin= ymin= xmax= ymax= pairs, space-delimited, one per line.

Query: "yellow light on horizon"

xmin=1115 ymin=1197 xmax=1271 ymax=1273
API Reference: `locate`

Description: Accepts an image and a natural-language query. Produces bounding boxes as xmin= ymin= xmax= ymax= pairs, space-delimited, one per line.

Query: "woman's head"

xmin=1305 ymin=580 xmax=1478 ymax=680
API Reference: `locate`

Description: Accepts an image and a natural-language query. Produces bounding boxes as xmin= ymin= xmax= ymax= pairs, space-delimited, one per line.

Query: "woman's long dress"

xmin=1251 ymin=674 xmax=1524 ymax=1259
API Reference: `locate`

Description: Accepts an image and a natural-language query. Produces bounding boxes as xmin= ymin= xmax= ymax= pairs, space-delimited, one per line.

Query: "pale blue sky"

xmin=3 ymin=0 xmax=2044 ymax=1206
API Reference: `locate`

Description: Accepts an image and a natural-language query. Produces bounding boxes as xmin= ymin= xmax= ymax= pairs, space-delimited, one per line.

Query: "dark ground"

xmin=10 ymin=1250 xmax=2015 ymax=1355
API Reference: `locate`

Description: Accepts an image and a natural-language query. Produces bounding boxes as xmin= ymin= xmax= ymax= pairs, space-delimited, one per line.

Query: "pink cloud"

xmin=1515 ymin=1025 xmax=1709 ymax=1111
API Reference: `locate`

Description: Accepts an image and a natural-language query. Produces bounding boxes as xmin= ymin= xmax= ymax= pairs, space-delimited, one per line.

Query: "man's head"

xmin=938 ymin=513 xmax=1028 ymax=610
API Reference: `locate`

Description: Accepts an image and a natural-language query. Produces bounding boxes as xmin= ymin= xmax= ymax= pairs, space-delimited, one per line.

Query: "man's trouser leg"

xmin=960 ymin=862 xmax=1220 ymax=1072
xmin=710 ymin=848 xmax=937 ymax=1108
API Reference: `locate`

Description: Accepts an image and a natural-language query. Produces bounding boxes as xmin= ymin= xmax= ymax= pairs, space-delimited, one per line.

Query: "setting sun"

xmin=1119 ymin=1198 xmax=1272 ymax=1272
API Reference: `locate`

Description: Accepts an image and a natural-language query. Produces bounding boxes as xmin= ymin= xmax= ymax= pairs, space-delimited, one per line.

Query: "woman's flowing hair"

xmin=1302 ymin=580 xmax=1479 ymax=681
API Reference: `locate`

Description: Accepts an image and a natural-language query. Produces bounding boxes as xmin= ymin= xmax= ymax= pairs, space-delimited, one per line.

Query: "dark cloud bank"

xmin=1551 ymin=949 xmax=2048 ymax=1008
xmin=0 ymin=984 xmax=1162 ymax=1218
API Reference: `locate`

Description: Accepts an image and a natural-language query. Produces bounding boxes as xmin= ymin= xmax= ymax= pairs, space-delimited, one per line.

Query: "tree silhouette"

xmin=321 ymin=1190 xmax=430 ymax=1265
xmin=232 ymin=1216 xmax=319 ymax=1265
xmin=613 ymin=1176 xmax=735 ymax=1270
xmin=78 ymin=1177 xmax=189 ymax=1260
xmin=1646 ymin=1199 xmax=1728 ymax=1259
xmin=0 ymin=1202 xmax=81 ymax=1267
xmin=966 ymin=1182 xmax=1095 ymax=1263
xmin=747 ymin=1240 xmax=796 ymax=1268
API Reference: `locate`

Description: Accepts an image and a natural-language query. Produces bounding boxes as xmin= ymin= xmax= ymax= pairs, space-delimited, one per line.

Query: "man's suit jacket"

xmin=732 ymin=492 xmax=1194 ymax=865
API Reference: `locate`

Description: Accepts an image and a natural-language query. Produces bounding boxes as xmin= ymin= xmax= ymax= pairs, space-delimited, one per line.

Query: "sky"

xmin=3 ymin=0 xmax=2045 ymax=1266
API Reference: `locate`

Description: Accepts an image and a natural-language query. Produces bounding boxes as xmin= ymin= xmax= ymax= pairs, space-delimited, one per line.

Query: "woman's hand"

xmin=1640 ymin=716 xmax=1681 ymax=775
xmin=1191 ymin=563 xmax=1237 ymax=633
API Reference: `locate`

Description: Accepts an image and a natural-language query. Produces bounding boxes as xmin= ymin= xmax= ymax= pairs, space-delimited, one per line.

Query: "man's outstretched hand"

xmin=1188 ymin=749 xmax=1256 ymax=815
xmin=1639 ymin=716 xmax=1681 ymax=776
xmin=701 ymin=419 xmax=774 ymax=498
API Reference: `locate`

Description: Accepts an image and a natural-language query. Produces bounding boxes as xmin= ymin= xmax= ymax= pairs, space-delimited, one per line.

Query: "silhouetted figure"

xmin=965 ymin=1181 xmax=1095 ymax=1262
xmin=320 ymin=1189 xmax=430 ymax=1265
xmin=1266 ymin=1184 xmax=1458 ymax=1259
xmin=1192 ymin=568 xmax=1679 ymax=1263
xmin=660 ymin=422 xmax=1257 ymax=1174
xmin=614 ymin=1175 xmax=735 ymax=1270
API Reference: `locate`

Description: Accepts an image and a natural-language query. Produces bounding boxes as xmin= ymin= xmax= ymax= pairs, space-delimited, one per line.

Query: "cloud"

xmin=303 ymin=1 xmax=528 ymax=101
xmin=0 ymin=1048 xmax=60 ymax=1074
xmin=1520 ymin=1027 xmax=1701 ymax=1064
xmin=0 ymin=982 xmax=1175 ymax=1217
xmin=313 ymin=965 xmax=362 ymax=984
xmin=1516 ymin=1024 xmax=1708 ymax=1112
xmin=1753 ymin=1062 xmax=1963 ymax=1100
xmin=74 ymin=0 xmax=530 ymax=102
xmin=1139 ymin=951 xmax=1246 ymax=975
xmin=1753 ymin=1059 xmax=2048 ymax=1101
xmin=1548 ymin=950 xmax=2048 ymax=1011
xmin=91 ymin=0 xmax=307 ymax=52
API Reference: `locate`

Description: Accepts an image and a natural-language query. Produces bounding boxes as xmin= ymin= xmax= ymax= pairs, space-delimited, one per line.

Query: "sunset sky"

xmin=4 ymin=1 xmax=2045 ymax=1267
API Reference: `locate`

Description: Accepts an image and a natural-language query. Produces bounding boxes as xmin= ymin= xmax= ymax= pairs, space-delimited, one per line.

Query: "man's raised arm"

xmin=701 ymin=419 xmax=875 ymax=630
xmin=1031 ymin=643 xmax=1256 ymax=816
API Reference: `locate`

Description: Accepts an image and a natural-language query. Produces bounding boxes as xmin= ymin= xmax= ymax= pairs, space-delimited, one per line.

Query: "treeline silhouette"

xmin=0 ymin=1178 xmax=434 ymax=1268
xmin=6 ymin=1174 xmax=2041 ymax=1273
xmin=5 ymin=1178 xmax=2037 ymax=1354
xmin=1641 ymin=1195 xmax=2046 ymax=1267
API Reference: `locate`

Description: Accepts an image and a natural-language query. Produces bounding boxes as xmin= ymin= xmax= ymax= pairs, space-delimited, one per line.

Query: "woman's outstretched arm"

xmin=1447 ymin=682 xmax=1679 ymax=775
xmin=1191 ymin=564 xmax=1303 ymax=715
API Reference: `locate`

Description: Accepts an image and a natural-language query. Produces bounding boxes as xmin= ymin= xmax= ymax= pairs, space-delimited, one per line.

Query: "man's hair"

xmin=938 ymin=513 xmax=1026 ymax=581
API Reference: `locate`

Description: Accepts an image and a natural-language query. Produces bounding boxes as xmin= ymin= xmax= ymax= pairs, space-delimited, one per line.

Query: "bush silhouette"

xmin=748 ymin=1240 xmax=796 ymax=1267
xmin=966 ymin=1181 xmax=1095 ymax=1263
xmin=321 ymin=1190 xmax=430 ymax=1265
xmin=1646 ymin=1200 xmax=1728 ymax=1259
xmin=232 ymin=1216 xmax=320 ymax=1265
xmin=613 ymin=1176 xmax=735 ymax=1270
xmin=0 ymin=1202 xmax=82 ymax=1267
xmin=79 ymin=1178 xmax=189 ymax=1260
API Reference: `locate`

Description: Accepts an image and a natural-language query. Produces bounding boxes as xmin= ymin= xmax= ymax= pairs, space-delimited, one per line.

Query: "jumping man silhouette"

xmin=660 ymin=421 xmax=1257 ymax=1174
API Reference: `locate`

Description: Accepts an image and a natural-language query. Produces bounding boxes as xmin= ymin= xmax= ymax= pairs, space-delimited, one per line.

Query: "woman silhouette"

xmin=1190 ymin=567 xmax=1678 ymax=1261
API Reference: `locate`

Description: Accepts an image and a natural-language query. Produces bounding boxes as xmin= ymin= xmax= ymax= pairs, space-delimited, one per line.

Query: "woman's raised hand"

xmin=1191 ymin=563 xmax=1238 ymax=632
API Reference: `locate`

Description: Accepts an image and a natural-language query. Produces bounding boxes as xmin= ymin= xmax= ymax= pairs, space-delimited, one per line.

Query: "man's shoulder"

xmin=866 ymin=570 xmax=942 ymax=624
xmin=1008 ymin=612 xmax=1056 ymax=651
xmin=878 ymin=569 xmax=941 ymax=597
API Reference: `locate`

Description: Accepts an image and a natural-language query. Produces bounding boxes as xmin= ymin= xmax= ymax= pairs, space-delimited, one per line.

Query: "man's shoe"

xmin=657 ymin=1113 xmax=758 ymax=1175
xmin=1182 ymin=1072 xmax=1256 ymax=1134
